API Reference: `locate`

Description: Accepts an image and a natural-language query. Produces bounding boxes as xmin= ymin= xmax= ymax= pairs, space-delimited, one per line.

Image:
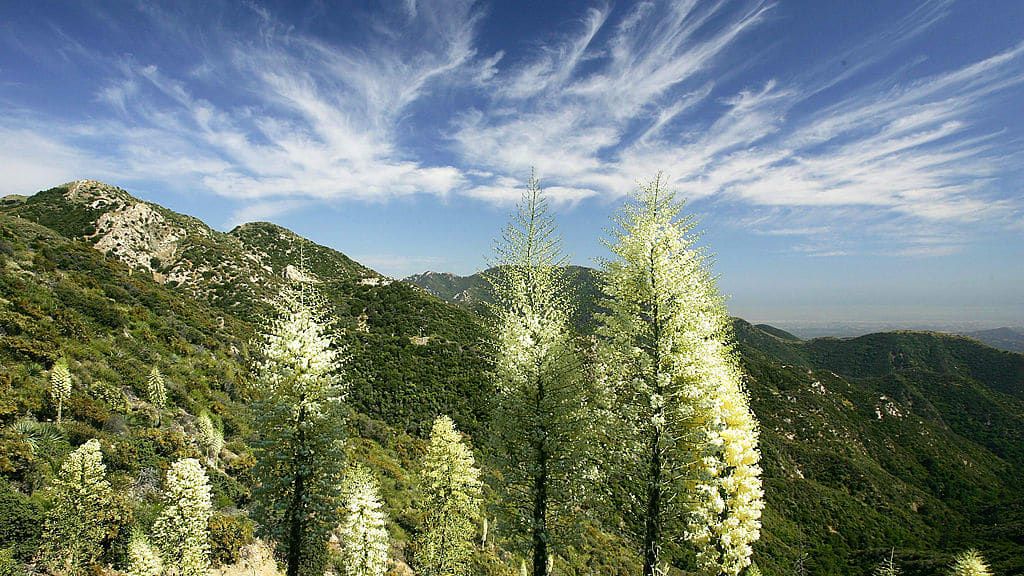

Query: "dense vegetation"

xmin=1 ymin=181 xmax=1022 ymax=575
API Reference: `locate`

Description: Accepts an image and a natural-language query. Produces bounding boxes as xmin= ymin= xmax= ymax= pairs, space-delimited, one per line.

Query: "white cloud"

xmin=1 ymin=0 xmax=1022 ymax=259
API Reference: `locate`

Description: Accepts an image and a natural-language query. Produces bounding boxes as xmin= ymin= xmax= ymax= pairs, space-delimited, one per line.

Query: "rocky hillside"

xmin=1 ymin=180 xmax=1022 ymax=575
xmin=3 ymin=181 xmax=494 ymax=437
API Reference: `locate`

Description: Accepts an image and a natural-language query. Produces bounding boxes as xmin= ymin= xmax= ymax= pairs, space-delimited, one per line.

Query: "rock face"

xmin=8 ymin=180 xmax=377 ymax=313
xmin=90 ymin=194 xmax=186 ymax=273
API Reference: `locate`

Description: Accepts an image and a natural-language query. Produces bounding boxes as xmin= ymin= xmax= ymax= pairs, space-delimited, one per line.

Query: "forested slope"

xmin=1 ymin=181 xmax=1022 ymax=575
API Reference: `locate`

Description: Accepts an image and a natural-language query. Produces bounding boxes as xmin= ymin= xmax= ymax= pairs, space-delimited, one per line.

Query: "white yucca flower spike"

xmin=416 ymin=415 xmax=483 ymax=576
xmin=599 ymin=174 xmax=763 ymax=576
xmin=126 ymin=528 xmax=163 ymax=576
xmin=153 ymin=458 xmax=212 ymax=576
xmin=196 ymin=411 xmax=223 ymax=464
xmin=251 ymin=279 xmax=349 ymax=576
xmin=950 ymin=549 xmax=992 ymax=576
xmin=339 ymin=465 xmax=390 ymax=576
xmin=41 ymin=439 xmax=113 ymax=576
xmin=50 ymin=358 xmax=72 ymax=424
xmin=147 ymin=367 xmax=167 ymax=425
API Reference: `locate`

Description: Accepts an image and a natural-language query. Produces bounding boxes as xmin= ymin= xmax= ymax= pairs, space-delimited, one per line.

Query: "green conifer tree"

xmin=597 ymin=174 xmax=763 ymax=576
xmin=339 ymin=465 xmax=389 ymax=576
xmin=50 ymin=359 xmax=71 ymax=425
xmin=152 ymin=458 xmax=213 ymax=576
xmin=487 ymin=173 xmax=596 ymax=576
xmin=251 ymin=279 xmax=348 ymax=576
xmin=147 ymin=367 xmax=167 ymax=426
xmin=416 ymin=415 xmax=483 ymax=576
xmin=41 ymin=439 xmax=113 ymax=575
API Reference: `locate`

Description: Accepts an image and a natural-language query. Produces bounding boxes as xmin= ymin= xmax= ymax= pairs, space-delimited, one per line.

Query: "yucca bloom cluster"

xmin=417 ymin=415 xmax=483 ymax=576
xmin=255 ymin=288 xmax=346 ymax=417
xmin=951 ymin=549 xmax=992 ymax=576
xmin=196 ymin=411 xmax=224 ymax=464
xmin=153 ymin=458 xmax=213 ymax=576
xmin=50 ymin=359 xmax=72 ymax=424
xmin=599 ymin=175 xmax=763 ymax=576
xmin=126 ymin=528 xmax=162 ymax=576
xmin=250 ymin=279 xmax=350 ymax=576
xmin=339 ymin=465 xmax=390 ymax=576
xmin=41 ymin=438 xmax=113 ymax=575
xmin=147 ymin=367 xmax=167 ymax=424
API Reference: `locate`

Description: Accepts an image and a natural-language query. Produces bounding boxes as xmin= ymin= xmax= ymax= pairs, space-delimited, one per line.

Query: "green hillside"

xmin=410 ymin=269 xmax=1024 ymax=575
xmin=1 ymin=181 xmax=1022 ymax=575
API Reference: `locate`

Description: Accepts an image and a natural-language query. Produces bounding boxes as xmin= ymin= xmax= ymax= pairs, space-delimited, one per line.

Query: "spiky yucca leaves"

xmin=416 ymin=415 xmax=483 ymax=576
xmin=486 ymin=174 xmax=596 ymax=576
xmin=250 ymin=279 xmax=348 ymax=576
xmin=597 ymin=175 xmax=763 ymax=576
xmin=152 ymin=458 xmax=212 ymax=576
xmin=339 ymin=465 xmax=390 ymax=576
xmin=49 ymin=359 xmax=71 ymax=424
xmin=41 ymin=439 xmax=114 ymax=575
xmin=12 ymin=417 xmax=64 ymax=457
xmin=146 ymin=367 xmax=167 ymax=426
xmin=126 ymin=528 xmax=162 ymax=576
xmin=950 ymin=550 xmax=992 ymax=576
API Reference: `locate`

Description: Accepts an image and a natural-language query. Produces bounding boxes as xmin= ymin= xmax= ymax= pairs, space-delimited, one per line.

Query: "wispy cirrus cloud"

xmin=451 ymin=0 xmax=1023 ymax=255
xmin=1 ymin=0 xmax=1022 ymax=259
xmin=2 ymin=0 xmax=490 ymax=217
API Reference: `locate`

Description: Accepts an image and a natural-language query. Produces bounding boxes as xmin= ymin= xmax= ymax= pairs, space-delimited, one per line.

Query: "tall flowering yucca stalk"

xmin=339 ymin=465 xmax=390 ymax=576
xmin=125 ymin=528 xmax=162 ymax=576
xmin=147 ymin=367 xmax=167 ymax=426
xmin=50 ymin=358 xmax=71 ymax=424
xmin=416 ymin=415 xmax=483 ymax=576
xmin=251 ymin=277 xmax=348 ymax=576
xmin=950 ymin=550 xmax=992 ymax=576
xmin=153 ymin=458 xmax=213 ymax=576
xmin=597 ymin=174 xmax=763 ymax=576
xmin=486 ymin=173 xmax=593 ymax=576
xmin=41 ymin=438 xmax=114 ymax=576
xmin=196 ymin=411 xmax=223 ymax=465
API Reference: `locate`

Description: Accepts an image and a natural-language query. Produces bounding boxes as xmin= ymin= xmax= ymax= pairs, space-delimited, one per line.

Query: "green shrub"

xmin=0 ymin=479 xmax=43 ymax=561
xmin=0 ymin=547 xmax=22 ymax=576
xmin=208 ymin=512 xmax=255 ymax=566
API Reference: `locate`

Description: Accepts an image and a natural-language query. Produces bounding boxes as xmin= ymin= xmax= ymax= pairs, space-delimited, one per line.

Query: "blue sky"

xmin=1 ymin=0 xmax=1022 ymax=326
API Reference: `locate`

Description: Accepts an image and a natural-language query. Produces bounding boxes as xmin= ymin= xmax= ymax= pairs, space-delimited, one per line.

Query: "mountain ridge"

xmin=1 ymin=180 xmax=1023 ymax=575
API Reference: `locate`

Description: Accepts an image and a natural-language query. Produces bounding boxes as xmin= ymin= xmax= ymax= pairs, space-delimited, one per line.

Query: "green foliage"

xmin=3 ymin=181 xmax=1024 ymax=576
xmin=0 ymin=547 xmax=21 ymax=576
xmin=0 ymin=480 xmax=42 ymax=561
xmin=208 ymin=512 xmax=256 ymax=566
xmin=415 ymin=415 xmax=483 ymax=576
